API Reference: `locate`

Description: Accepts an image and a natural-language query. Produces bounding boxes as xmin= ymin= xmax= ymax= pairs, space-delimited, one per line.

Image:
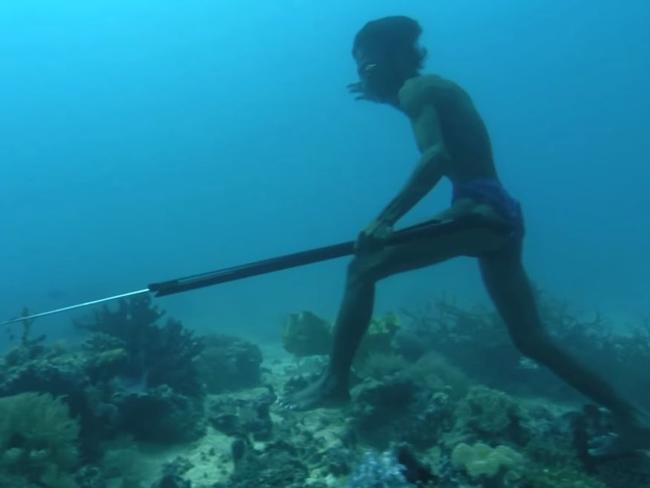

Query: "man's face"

xmin=352 ymin=47 xmax=399 ymax=103
xmin=353 ymin=48 xmax=384 ymax=101
xmin=353 ymin=48 xmax=376 ymax=81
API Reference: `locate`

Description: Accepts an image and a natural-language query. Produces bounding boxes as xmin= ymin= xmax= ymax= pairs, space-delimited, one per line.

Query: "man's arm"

xmin=375 ymin=103 xmax=450 ymax=226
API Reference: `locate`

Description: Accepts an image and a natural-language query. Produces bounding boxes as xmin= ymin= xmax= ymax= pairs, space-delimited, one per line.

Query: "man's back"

xmin=399 ymin=75 xmax=498 ymax=183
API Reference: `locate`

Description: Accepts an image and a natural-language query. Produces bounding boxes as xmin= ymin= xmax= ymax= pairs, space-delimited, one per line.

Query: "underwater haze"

xmin=1 ymin=0 xmax=649 ymax=343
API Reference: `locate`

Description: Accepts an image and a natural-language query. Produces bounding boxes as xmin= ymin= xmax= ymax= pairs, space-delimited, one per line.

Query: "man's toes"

xmin=588 ymin=432 xmax=622 ymax=457
xmin=276 ymin=398 xmax=297 ymax=411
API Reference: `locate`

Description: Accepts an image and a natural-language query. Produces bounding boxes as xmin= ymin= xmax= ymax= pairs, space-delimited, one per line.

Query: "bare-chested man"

xmin=286 ymin=16 xmax=649 ymax=455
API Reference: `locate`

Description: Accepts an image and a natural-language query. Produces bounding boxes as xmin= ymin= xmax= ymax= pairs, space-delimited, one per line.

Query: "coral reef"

xmin=0 ymin=298 xmax=208 ymax=458
xmin=113 ymin=384 xmax=206 ymax=443
xmin=401 ymin=298 xmax=532 ymax=393
xmin=82 ymin=333 xmax=128 ymax=382
xmin=350 ymin=376 xmax=420 ymax=447
xmin=150 ymin=458 xmax=194 ymax=488
xmin=222 ymin=438 xmax=311 ymax=488
xmin=346 ymin=450 xmax=414 ymax=488
xmin=2 ymin=294 xmax=650 ymax=488
xmin=401 ymin=293 xmax=650 ymax=411
xmin=74 ymin=465 xmax=106 ymax=488
xmin=0 ymin=347 xmax=88 ymax=401
xmin=349 ymin=353 xmax=469 ymax=449
xmin=74 ymin=297 xmax=206 ymax=444
xmin=0 ymin=342 xmax=103 ymax=459
xmin=76 ymin=295 xmax=204 ymax=397
xmin=404 ymin=352 xmax=470 ymax=399
xmin=196 ymin=334 xmax=263 ymax=393
xmin=452 ymin=385 xmax=528 ymax=444
xmin=354 ymin=352 xmax=409 ymax=381
xmin=0 ymin=392 xmax=80 ymax=488
xmin=208 ymin=387 xmax=275 ymax=441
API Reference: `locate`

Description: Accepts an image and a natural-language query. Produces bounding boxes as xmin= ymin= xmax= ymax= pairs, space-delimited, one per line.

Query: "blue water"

xmin=1 ymin=1 xmax=649 ymax=344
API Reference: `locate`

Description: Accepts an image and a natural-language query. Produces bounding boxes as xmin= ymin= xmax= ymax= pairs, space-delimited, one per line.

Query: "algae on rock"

xmin=452 ymin=385 xmax=527 ymax=444
xmin=0 ymin=392 xmax=80 ymax=488
xmin=451 ymin=441 xmax=523 ymax=479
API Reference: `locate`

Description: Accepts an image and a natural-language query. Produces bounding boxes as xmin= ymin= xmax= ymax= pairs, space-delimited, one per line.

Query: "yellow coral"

xmin=354 ymin=313 xmax=401 ymax=370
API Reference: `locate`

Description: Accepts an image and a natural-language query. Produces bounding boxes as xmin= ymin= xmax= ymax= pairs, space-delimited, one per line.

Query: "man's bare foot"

xmin=589 ymin=410 xmax=650 ymax=458
xmin=279 ymin=373 xmax=350 ymax=411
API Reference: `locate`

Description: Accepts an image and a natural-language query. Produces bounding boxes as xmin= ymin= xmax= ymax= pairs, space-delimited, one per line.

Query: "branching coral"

xmin=72 ymin=297 xmax=206 ymax=444
xmin=76 ymin=295 xmax=204 ymax=397
xmin=400 ymin=298 xmax=522 ymax=388
xmin=400 ymin=292 xmax=650 ymax=409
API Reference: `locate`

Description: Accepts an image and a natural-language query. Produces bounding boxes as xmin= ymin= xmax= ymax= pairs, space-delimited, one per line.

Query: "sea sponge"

xmin=0 ymin=392 xmax=80 ymax=488
xmin=451 ymin=442 xmax=523 ymax=479
xmin=282 ymin=311 xmax=332 ymax=357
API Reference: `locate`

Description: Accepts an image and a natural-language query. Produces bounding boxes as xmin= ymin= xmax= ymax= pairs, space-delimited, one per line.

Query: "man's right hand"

xmin=347 ymin=80 xmax=381 ymax=103
xmin=355 ymin=219 xmax=393 ymax=253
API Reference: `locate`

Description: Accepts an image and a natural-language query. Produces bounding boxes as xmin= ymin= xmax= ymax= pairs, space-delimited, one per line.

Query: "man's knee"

xmin=510 ymin=329 xmax=555 ymax=362
xmin=347 ymin=254 xmax=382 ymax=285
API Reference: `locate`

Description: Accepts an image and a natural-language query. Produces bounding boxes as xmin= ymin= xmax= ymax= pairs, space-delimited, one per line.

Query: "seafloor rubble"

xmin=1 ymin=294 xmax=649 ymax=487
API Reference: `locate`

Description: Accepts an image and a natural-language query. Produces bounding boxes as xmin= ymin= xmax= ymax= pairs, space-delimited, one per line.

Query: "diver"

xmin=285 ymin=16 xmax=650 ymax=455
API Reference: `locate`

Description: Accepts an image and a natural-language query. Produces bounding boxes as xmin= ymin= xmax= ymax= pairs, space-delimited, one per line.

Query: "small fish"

xmin=518 ymin=357 xmax=540 ymax=370
xmin=47 ymin=289 xmax=68 ymax=301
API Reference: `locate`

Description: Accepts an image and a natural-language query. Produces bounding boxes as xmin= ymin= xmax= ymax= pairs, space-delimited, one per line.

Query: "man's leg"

xmin=479 ymin=244 xmax=650 ymax=452
xmin=286 ymin=222 xmax=506 ymax=410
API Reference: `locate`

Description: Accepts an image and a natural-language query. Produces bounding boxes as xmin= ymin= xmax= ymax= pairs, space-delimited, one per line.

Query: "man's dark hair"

xmin=353 ymin=16 xmax=427 ymax=77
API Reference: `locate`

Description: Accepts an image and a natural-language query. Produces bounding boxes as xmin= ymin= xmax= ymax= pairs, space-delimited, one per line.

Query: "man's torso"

xmin=399 ymin=75 xmax=524 ymax=236
xmin=398 ymin=74 xmax=498 ymax=184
